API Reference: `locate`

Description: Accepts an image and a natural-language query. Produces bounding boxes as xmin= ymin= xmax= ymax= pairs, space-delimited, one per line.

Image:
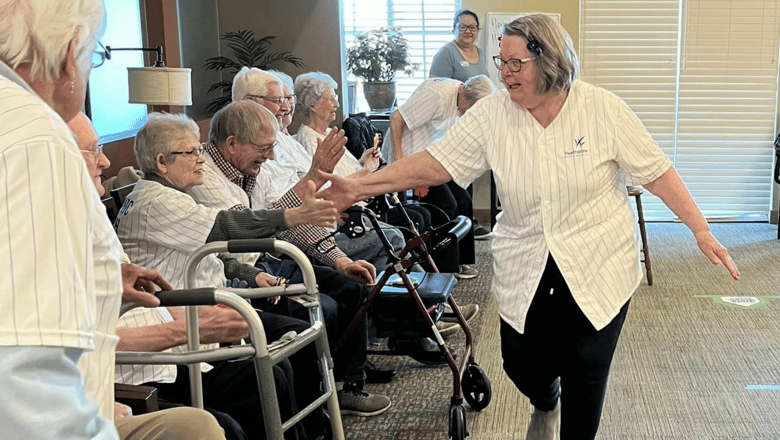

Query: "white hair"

xmin=463 ymin=75 xmax=496 ymax=105
xmin=231 ymin=66 xmax=283 ymax=102
xmin=294 ymin=71 xmax=337 ymax=119
xmin=134 ymin=113 xmax=200 ymax=175
xmin=0 ymin=0 xmax=105 ymax=83
xmin=268 ymin=70 xmax=294 ymax=94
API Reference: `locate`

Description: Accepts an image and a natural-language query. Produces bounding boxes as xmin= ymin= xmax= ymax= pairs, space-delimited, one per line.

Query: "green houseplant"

xmin=204 ymin=30 xmax=304 ymax=112
xmin=346 ymin=27 xmax=412 ymax=111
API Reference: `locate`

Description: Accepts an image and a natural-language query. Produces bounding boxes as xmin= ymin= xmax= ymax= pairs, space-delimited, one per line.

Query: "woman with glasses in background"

xmin=430 ymin=9 xmax=489 ymax=82
xmin=317 ymin=14 xmax=740 ymax=440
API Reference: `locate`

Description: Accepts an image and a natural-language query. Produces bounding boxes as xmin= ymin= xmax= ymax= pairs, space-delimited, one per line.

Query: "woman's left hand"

xmin=694 ymin=231 xmax=740 ymax=280
xmin=360 ymin=146 xmax=382 ymax=172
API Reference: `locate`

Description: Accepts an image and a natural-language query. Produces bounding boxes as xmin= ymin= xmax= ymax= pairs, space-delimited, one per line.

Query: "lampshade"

xmin=127 ymin=66 xmax=192 ymax=106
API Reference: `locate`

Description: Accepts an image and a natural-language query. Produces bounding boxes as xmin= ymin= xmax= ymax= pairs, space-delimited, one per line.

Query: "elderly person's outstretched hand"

xmin=311 ymin=128 xmax=347 ymax=175
xmin=316 ymin=170 xmax=362 ymax=213
xmin=284 ymin=180 xmax=339 ymax=228
xmin=693 ymin=231 xmax=740 ymax=280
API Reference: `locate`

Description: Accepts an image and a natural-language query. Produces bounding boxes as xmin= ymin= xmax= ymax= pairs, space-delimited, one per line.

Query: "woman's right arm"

xmin=390 ymin=110 xmax=406 ymax=162
xmin=317 ymin=150 xmax=452 ymax=212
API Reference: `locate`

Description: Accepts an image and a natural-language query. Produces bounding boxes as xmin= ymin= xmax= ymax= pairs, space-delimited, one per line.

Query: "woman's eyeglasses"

xmin=457 ymin=25 xmax=479 ymax=33
xmin=169 ymin=147 xmax=206 ymax=158
xmin=492 ymin=55 xmax=539 ymax=73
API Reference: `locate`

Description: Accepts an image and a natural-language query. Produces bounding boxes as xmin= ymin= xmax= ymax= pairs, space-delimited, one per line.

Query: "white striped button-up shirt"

xmin=383 ymin=78 xmax=461 ymax=163
xmin=0 ymin=65 xmax=123 ymax=423
xmin=428 ymin=80 xmax=672 ymax=333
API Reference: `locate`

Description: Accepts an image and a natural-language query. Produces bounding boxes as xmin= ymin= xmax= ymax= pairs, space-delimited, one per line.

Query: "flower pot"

xmin=363 ymin=81 xmax=396 ymax=111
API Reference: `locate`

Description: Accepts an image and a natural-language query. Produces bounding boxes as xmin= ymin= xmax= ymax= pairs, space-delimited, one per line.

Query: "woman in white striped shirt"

xmin=317 ymin=13 xmax=740 ymax=440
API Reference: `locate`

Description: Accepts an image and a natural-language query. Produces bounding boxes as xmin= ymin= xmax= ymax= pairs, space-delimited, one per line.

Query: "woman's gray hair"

xmin=0 ymin=0 xmax=106 ymax=83
xmin=209 ymin=100 xmax=278 ymax=147
xmin=294 ymin=72 xmax=337 ymax=119
xmin=232 ymin=66 xmax=282 ymax=102
xmin=268 ymin=70 xmax=294 ymax=94
xmin=503 ymin=14 xmax=578 ymax=94
xmin=462 ymin=75 xmax=497 ymax=106
xmin=134 ymin=113 xmax=200 ymax=174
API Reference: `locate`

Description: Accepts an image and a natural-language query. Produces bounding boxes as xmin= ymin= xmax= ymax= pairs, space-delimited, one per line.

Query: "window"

xmin=87 ymin=0 xmax=147 ymax=143
xmin=342 ymin=0 xmax=461 ymax=109
xmin=580 ymin=0 xmax=780 ymax=220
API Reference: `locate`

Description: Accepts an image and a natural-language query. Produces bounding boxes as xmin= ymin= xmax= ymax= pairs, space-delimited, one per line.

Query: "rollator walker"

xmin=334 ymin=193 xmax=493 ymax=440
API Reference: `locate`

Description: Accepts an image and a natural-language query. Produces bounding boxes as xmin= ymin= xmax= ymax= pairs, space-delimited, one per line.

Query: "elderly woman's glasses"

xmin=247 ymin=95 xmax=293 ymax=105
xmin=457 ymin=25 xmax=479 ymax=33
xmin=169 ymin=147 xmax=206 ymax=158
xmin=492 ymin=55 xmax=539 ymax=73
xmin=92 ymin=42 xmax=108 ymax=68
xmin=80 ymin=145 xmax=104 ymax=159
xmin=249 ymin=140 xmax=277 ymax=155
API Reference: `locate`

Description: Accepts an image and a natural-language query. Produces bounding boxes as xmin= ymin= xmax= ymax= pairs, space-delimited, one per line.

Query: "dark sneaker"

xmin=338 ymin=383 xmax=391 ymax=417
xmin=474 ymin=225 xmax=492 ymax=240
xmin=440 ymin=304 xmax=479 ymax=323
xmin=454 ymin=264 xmax=478 ymax=280
xmin=365 ymin=361 xmax=396 ymax=384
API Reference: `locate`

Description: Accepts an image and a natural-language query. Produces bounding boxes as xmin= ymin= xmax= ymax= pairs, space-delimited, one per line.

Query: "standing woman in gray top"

xmin=429 ymin=9 xmax=489 ymax=82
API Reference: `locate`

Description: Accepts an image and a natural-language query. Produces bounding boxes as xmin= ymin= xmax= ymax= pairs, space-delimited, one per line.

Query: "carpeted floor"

xmin=341 ymin=222 xmax=780 ymax=439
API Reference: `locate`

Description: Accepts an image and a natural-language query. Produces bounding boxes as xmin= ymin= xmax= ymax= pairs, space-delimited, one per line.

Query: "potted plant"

xmin=346 ymin=27 xmax=412 ymax=111
xmin=203 ymin=30 xmax=304 ymax=112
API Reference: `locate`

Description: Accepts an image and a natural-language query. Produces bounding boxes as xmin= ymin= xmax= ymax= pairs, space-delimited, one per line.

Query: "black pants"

xmin=500 ymin=255 xmax=630 ymax=440
xmin=260 ymin=258 xmax=369 ymax=385
xmin=421 ymin=180 xmax=475 ymax=264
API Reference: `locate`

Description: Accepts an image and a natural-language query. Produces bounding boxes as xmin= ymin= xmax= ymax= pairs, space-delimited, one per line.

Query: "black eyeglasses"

xmin=248 ymin=140 xmax=277 ymax=155
xmin=169 ymin=147 xmax=205 ymax=158
xmin=92 ymin=42 xmax=108 ymax=68
xmin=247 ymin=95 xmax=294 ymax=105
xmin=80 ymin=144 xmax=104 ymax=159
xmin=457 ymin=25 xmax=479 ymax=32
xmin=492 ymin=55 xmax=539 ymax=73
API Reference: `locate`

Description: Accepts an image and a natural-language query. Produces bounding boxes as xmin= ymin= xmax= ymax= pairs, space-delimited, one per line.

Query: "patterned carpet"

xmin=342 ymin=223 xmax=780 ymax=440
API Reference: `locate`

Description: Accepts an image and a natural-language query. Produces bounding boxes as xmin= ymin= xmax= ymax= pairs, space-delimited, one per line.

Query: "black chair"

xmin=101 ymin=196 xmax=119 ymax=224
xmin=110 ymin=182 xmax=137 ymax=211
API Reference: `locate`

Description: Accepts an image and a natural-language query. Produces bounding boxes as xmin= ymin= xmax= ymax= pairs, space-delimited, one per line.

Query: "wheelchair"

xmin=334 ymin=194 xmax=492 ymax=440
xmin=116 ymin=239 xmax=344 ymax=440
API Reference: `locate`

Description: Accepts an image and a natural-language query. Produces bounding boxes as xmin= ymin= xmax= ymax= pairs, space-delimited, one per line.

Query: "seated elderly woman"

xmin=295 ymin=72 xmax=381 ymax=178
xmin=115 ymin=112 xmax=338 ymax=440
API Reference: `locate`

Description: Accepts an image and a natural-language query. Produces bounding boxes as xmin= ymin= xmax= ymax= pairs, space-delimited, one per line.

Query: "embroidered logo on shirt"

xmin=564 ymin=136 xmax=589 ymax=157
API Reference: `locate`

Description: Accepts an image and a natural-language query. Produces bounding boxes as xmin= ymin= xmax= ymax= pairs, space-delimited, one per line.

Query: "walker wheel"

xmin=462 ymin=363 xmax=492 ymax=411
xmin=448 ymin=404 xmax=468 ymax=440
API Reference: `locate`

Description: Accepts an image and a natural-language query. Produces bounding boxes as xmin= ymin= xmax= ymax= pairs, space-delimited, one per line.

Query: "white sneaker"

xmin=526 ymin=399 xmax=560 ymax=440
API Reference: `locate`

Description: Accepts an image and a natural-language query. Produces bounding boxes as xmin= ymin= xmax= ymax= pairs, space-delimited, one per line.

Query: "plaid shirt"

xmin=203 ymin=141 xmax=345 ymax=266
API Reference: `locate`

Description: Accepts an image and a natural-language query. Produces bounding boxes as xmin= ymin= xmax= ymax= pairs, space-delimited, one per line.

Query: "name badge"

xmin=459 ymin=61 xmax=470 ymax=67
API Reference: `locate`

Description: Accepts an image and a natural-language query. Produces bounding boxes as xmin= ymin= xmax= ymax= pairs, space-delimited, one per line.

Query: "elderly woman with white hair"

xmin=115 ymin=111 xmax=339 ymax=440
xmin=0 ymin=0 xmax=128 ymax=437
xmin=295 ymin=71 xmax=381 ymax=178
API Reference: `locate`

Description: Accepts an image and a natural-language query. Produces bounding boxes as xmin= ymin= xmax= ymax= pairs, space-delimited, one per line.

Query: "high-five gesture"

xmin=285 ymin=180 xmax=339 ymax=228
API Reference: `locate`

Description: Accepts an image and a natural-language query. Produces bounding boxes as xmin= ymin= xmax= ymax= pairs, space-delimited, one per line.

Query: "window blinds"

xmin=581 ymin=0 xmax=780 ymax=220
